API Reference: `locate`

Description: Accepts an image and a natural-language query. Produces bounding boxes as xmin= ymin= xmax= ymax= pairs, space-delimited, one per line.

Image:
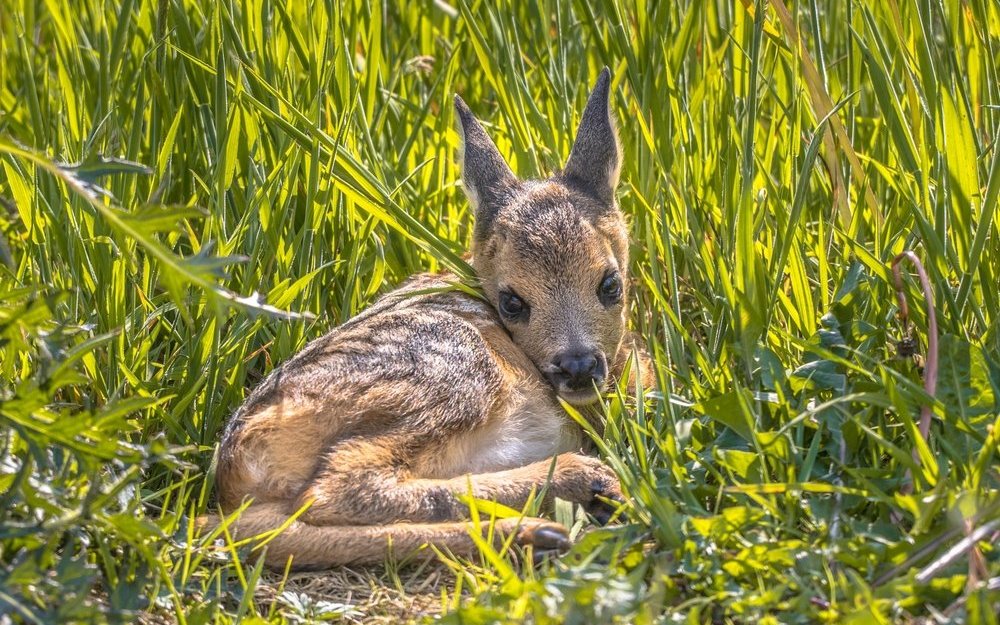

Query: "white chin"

xmin=557 ymin=387 xmax=602 ymax=406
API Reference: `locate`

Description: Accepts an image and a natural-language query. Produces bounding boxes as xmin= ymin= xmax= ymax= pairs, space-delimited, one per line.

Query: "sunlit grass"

xmin=1 ymin=0 xmax=998 ymax=622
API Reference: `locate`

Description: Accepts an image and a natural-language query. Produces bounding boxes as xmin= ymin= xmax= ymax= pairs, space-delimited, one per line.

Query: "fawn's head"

xmin=455 ymin=68 xmax=628 ymax=406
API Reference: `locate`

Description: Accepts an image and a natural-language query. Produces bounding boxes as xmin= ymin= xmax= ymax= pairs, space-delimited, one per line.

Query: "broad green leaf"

xmin=696 ymin=389 xmax=755 ymax=442
xmin=937 ymin=334 xmax=997 ymax=422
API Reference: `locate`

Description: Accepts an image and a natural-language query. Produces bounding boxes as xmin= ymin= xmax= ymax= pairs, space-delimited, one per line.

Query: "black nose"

xmin=551 ymin=349 xmax=606 ymax=391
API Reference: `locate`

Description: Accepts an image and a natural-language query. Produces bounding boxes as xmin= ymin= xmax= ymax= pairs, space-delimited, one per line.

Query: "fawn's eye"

xmin=598 ymin=272 xmax=623 ymax=307
xmin=498 ymin=290 xmax=529 ymax=321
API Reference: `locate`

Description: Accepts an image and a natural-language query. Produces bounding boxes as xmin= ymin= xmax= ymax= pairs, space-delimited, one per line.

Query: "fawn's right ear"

xmin=455 ymin=95 xmax=518 ymax=239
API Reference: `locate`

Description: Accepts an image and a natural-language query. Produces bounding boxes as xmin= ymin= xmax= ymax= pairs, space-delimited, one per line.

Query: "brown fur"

xmin=198 ymin=68 xmax=654 ymax=569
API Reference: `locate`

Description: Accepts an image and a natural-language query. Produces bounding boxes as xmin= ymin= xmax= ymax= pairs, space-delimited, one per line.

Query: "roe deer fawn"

xmin=199 ymin=68 xmax=652 ymax=569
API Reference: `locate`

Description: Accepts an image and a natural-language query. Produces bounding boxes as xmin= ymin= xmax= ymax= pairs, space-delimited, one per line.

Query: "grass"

xmin=1 ymin=0 xmax=999 ymax=622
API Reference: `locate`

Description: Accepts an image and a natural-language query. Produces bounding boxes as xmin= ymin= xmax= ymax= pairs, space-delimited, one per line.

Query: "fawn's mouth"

xmin=552 ymin=382 xmax=605 ymax=406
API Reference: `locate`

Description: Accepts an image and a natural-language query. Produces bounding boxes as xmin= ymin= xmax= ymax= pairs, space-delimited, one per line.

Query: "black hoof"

xmin=589 ymin=500 xmax=619 ymax=525
xmin=586 ymin=488 xmax=625 ymax=526
xmin=530 ymin=525 xmax=572 ymax=552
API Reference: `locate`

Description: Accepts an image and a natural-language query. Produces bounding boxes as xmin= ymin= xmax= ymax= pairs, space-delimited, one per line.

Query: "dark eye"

xmin=598 ymin=272 xmax=623 ymax=306
xmin=498 ymin=290 xmax=529 ymax=321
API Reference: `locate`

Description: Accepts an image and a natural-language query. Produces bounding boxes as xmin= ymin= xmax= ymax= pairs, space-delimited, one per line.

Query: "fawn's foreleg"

xmin=292 ymin=439 xmax=622 ymax=526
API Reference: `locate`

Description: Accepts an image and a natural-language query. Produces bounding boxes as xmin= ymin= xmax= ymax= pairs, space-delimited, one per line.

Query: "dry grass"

xmin=131 ymin=560 xmax=454 ymax=625
xmin=254 ymin=562 xmax=453 ymax=624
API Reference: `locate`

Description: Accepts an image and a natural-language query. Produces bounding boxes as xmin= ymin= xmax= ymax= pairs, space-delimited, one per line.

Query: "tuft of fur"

xmin=201 ymin=68 xmax=654 ymax=570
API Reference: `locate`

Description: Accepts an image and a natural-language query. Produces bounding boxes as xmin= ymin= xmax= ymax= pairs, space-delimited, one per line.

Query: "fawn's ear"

xmin=562 ymin=68 xmax=621 ymax=204
xmin=455 ymin=95 xmax=518 ymax=239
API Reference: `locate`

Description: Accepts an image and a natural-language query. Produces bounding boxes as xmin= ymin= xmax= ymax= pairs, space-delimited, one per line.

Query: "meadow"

xmin=1 ymin=0 xmax=999 ymax=622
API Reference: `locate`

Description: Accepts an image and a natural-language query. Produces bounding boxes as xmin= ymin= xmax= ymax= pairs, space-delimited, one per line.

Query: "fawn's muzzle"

xmin=548 ymin=348 xmax=607 ymax=394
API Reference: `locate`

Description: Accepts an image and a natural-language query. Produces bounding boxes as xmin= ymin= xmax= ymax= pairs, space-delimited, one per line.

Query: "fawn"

xmin=199 ymin=68 xmax=652 ymax=569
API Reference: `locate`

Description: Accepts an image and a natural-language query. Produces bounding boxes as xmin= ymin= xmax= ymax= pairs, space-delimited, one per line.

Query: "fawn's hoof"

xmin=586 ymin=478 xmax=625 ymax=525
xmin=515 ymin=519 xmax=571 ymax=560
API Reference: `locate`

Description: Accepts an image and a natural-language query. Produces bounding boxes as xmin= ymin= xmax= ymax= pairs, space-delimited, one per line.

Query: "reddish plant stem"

xmin=892 ymin=253 xmax=987 ymax=593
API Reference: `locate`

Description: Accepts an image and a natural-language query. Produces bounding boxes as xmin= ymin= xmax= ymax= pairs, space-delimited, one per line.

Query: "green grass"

xmin=2 ymin=0 xmax=999 ymax=622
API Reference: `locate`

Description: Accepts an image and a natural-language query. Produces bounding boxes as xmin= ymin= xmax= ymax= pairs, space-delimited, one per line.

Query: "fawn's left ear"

xmin=562 ymin=67 xmax=621 ymax=204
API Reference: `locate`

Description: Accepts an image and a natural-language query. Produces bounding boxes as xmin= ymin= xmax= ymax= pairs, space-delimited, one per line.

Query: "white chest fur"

xmin=422 ymin=401 xmax=584 ymax=479
xmin=471 ymin=406 xmax=582 ymax=474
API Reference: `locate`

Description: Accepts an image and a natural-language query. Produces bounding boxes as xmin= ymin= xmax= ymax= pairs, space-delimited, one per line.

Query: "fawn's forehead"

xmin=495 ymin=182 xmax=614 ymax=271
